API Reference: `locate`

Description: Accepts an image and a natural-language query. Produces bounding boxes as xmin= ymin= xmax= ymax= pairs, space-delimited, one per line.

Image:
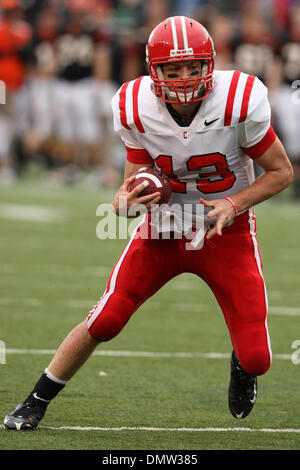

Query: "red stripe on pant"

xmin=87 ymin=211 xmax=271 ymax=376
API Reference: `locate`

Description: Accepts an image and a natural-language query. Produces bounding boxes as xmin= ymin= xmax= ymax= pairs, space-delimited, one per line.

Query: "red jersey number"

xmin=155 ymin=155 xmax=187 ymax=193
xmin=156 ymin=153 xmax=236 ymax=194
xmin=186 ymin=153 xmax=236 ymax=194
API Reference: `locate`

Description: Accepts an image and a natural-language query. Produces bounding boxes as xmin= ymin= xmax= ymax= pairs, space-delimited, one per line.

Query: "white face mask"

xmin=165 ymin=83 xmax=203 ymax=103
xmin=157 ymin=61 xmax=209 ymax=104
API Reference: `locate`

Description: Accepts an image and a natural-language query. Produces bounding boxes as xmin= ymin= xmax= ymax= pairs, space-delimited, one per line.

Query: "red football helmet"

xmin=146 ymin=16 xmax=215 ymax=104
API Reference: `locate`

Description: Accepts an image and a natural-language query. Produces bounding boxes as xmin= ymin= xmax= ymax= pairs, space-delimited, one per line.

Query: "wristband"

xmin=225 ymin=196 xmax=239 ymax=214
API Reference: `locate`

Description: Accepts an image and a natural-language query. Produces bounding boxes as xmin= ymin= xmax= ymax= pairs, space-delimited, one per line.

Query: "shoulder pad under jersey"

xmin=210 ymin=70 xmax=268 ymax=128
xmin=111 ymin=75 xmax=169 ymax=135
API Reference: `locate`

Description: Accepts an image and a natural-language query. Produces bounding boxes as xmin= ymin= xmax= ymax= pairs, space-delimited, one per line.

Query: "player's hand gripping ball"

xmin=129 ymin=168 xmax=172 ymax=205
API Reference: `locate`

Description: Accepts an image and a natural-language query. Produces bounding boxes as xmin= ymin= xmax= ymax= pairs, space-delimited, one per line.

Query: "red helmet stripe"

xmin=170 ymin=16 xmax=179 ymax=50
xmin=239 ymin=75 xmax=256 ymax=123
xmin=174 ymin=16 xmax=185 ymax=50
xmin=132 ymin=77 xmax=145 ymax=133
xmin=224 ymin=70 xmax=241 ymax=126
xmin=180 ymin=16 xmax=189 ymax=50
xmin=119 ymin=82 xmax=131 ymax=130
xmin=170 ymin=17 xmax=190 ymax=52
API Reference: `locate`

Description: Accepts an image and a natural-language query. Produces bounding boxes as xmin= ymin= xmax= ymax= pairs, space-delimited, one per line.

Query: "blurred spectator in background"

xmin=111 ymin=0 xmax=144 ymax=84
xmin=226 ymin=2 xmax=283 ymax=179
xmin=205 ymin=14 xmax=235 ymax=70
xmin=270 ymin=4 xmax=300 ymax=199
xmin=139 ymin=0 xmax=170 ymax=75
xmin=22 ymin=0 xmax=48 ymax=27
xmin=0 ymin=0 xmax=32 ymax=183
xmin=173 ymin=0 xmax=204 ymax=18
xmin=230 ymin=7 xmax=280 ymax=82
xmin=249 ymin=0 xmax=291 ymax=32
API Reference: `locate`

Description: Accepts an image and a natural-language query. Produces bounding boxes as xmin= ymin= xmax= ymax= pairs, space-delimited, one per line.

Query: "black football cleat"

xmin=228 ymin=351 xmax=257 ymax=419
xmin=4 ymin=400 xmax=46 ymax=430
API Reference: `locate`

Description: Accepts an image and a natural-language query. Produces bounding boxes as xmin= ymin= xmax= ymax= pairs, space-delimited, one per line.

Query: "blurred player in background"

xmin=13 ymin=5 xmax=58 ymax=175
xmin=269 ymin=5 xmax=300 ymax=199
xmin=4 ymin=15 xmax=293 ymax=430
xmin=0 ymin=0 xmax=32 ymax=182
xmin=230 ymin=8 xmax=280 ymax=82
xmin=229 ymin=6 xmax=282 ymax=179
xmin=13 ymin=0 xmax=120 ymax=186
xmin=50 ymin=1 xmax=116 ymax=184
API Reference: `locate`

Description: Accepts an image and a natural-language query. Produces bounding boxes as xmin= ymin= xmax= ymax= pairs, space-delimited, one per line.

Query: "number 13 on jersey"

xmin=155 ymin=153 xmax=236 ymax=194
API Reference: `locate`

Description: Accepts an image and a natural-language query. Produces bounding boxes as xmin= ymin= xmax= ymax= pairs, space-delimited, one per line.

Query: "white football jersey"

xmin=111 ymin=70 xmax=275 ymax=221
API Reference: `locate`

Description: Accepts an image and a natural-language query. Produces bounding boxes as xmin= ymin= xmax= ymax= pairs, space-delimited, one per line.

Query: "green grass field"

xmin=0 ymin=181 xmax=300 ymax=451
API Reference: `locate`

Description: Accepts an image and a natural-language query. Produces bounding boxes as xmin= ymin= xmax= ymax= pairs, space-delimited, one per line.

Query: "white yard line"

xmin=4 ymin=349 xmax=292 ymax=360
xmin=269 ymin=306 xmax=300 ymax=316
xmin=1 ymin=424 xmax=299 ymax=433
xmin=41 ymin=426 xmax=300 ymax=433
xmin=0 ymin=203 xmax=65 ymax=223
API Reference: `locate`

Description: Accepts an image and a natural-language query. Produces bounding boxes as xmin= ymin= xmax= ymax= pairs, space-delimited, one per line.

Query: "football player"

xmin=4 ymin=16 xmax=293 ymax=430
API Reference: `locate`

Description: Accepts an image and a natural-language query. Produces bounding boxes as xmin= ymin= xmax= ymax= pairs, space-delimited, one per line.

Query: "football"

xmin=129 ymin=167 xmax=172 ymax=205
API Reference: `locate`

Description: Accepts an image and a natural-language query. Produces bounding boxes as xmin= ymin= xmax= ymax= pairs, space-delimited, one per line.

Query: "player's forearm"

xmin=232 ymin=166 xmax=294 ymax=213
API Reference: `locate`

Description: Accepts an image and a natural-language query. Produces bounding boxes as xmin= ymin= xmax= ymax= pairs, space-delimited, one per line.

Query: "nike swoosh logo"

xmin=249 ymin=385 xmax=257 ymax=404
xmin=204 ymin=118 xmax=219 ymax=126
xmin=33 ymin=392 xmax=50 ymax=403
